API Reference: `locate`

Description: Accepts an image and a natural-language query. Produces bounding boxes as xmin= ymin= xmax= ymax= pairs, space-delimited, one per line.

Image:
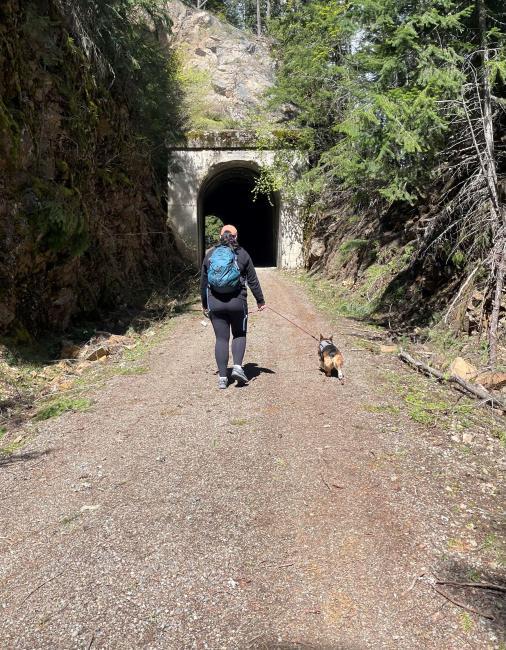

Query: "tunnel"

xmin=198 ymin=164 xmax=279 ymax=267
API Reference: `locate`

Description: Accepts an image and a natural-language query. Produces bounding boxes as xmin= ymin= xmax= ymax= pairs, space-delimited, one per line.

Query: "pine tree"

xmin=270 ymin=0 xmax=506 ymax=362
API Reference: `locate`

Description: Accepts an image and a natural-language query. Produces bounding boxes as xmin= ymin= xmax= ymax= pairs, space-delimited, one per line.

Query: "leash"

xmin=266 ymin=306 xmax=319 ymax=342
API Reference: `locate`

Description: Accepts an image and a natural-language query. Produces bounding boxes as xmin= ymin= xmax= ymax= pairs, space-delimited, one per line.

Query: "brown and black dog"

xmin=318 ymin=334 xmax=344 ymax=380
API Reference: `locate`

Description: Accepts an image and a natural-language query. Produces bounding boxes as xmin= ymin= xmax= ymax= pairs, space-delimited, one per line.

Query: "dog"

xmin=318 ymin=334 xmax=344 ymax=380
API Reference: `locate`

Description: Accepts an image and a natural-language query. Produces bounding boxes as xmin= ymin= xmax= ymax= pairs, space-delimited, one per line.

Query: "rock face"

xmin=0 ymin=0 xmax=181 ymax=337
xmin=166 ymin=0 xmax=275 ymax=127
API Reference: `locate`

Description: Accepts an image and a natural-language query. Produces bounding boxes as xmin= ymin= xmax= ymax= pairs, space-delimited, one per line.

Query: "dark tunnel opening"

xmin=198 ymin=166 xmax=279 ymax=267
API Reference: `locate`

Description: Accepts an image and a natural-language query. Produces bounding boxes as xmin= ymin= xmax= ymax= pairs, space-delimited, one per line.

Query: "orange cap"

xmin=220 ymin=224 xmax=238 ymax=237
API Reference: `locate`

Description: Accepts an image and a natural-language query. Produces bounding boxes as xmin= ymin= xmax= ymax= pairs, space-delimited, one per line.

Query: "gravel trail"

xmin=0 ymin=270 xmax=503 ymax=649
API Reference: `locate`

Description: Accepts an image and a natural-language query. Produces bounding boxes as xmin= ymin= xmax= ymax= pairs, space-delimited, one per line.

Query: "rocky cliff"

xmin=167 ymin=0 xmax=275 ymax=129
xmin=0 ymin=0 xmax=182 ymax=338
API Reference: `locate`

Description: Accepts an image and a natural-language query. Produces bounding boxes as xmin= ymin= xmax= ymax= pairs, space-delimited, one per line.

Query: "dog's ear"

xmin=330 ymin=335 xmax=334 ymax=342
xmin=319 ymin=333 xmax=323 ymax=341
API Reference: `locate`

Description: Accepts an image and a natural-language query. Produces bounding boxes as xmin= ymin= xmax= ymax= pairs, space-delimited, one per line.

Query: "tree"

xmin=270 ymin=0 xmax=506 ymax=362
xmin=194 ymin=0 xmax=287 ymax=33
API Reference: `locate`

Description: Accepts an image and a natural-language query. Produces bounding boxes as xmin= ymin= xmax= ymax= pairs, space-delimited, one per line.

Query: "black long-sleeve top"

xmin=200 ymin=246 xmax=265 ymax=310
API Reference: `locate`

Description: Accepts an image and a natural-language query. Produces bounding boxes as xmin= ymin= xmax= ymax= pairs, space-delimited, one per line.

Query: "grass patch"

xmin=483 ymin=533 xmax=500 ymax=552
xmin=122 ymin=343 xmax=147 ymax=363
xmin=230 ymin=418 xmax=248 ymax=426
xmin=339 ymin=238 xmax=369 ymax=254
xmin=459 ymin=612 xmax=474 ymax=633
xmin=404 ymin=390 xmax=451 ymax=425
xmin=339 ymin=239 xmax=369 ymax=263
xmin=114 ymin=364 xmax=149 ymax=376
xmin=291 ymin=241 xmax=419 ymax=326
xmin=492 ymin=426 xmax=506 ymax=446
xmin=364 ymin=404 xmax=401 ymax=415
xmin=295 ymin=272 xmax=378 ymax=320
xmin=427 ymin=327 xmax=466 ymax=361
xmin=403 ymin=389 xmax=474 ymax=427
xmin=35 ymin=396 xmax=92 ymax=421
xmin=0 ymin=436 xmax=28 ymax=457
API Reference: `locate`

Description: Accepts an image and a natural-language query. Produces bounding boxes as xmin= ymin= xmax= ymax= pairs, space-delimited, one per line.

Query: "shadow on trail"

xmin=0 ymin=448 xmax=53 ymax=470
xmin=434 ymin=558 xmax=506 ymax=639
xmin=243 ymin=363 xmax=276 ymax=381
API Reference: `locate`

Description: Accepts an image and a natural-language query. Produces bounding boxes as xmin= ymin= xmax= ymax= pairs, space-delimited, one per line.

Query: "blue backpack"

xmin=207 ymin=245 xmax=241 ymax=293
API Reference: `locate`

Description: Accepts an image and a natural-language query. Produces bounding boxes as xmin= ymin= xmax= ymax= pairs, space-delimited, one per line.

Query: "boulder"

xmin=308 ymin=239 xmax=326 ymax=267
xmin=449 ymin=357 xmax=477 ymax=381
xmin=474 ymin=371 xmax=506 ymax=391
xmin=60 ymin=340 xmax=81 ymax=360
xmin=83 ymin=345 xmax=110 ymax=362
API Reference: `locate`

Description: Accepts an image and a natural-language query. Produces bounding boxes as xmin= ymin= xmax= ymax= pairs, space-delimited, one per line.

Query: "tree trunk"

xmin=477 ymin=0 xmax=504 ymax=366
xmin=489 ymin=228 xmax=506 ymax=367
xmin=256 ymin=0 xmax=261 ymax=36
xmin=477 ymin=0 xmax=496 ymax=193
xmin=266 ymin=0 xmax=271 ymax=21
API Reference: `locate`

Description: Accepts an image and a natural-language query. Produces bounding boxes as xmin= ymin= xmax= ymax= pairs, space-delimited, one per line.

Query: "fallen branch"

xmin=432 ymin=584 xmax=494 ymax=620
xmin=398 ymin=351 xmax=506 ymax=412
xmin=436 ymin=580 xmax=506 ymax=594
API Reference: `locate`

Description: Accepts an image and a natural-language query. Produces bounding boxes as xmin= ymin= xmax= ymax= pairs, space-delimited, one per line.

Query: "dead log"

xmin=398 ymin=351 xmax=506 ymax=412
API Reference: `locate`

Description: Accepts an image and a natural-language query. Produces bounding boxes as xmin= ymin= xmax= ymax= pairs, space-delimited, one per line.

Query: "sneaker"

xmin=218 ymin=376 xmax=228 ymax=389
xmin=231 ymin=365 xmax=249 ymax=385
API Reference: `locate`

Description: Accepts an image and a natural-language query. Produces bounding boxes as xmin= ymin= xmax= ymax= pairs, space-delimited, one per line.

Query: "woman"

xmin=201 ymin=225 xmax=266 ymax=389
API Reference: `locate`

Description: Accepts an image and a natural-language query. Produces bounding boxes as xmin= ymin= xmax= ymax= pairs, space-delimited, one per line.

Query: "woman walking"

xmin=201 ymin=225 xmax=266 ymax=389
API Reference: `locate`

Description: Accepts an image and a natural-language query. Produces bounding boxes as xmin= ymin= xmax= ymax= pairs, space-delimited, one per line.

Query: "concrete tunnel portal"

xmin=167 ymin=131 xmax=303 ymax=269
xmin=198 ymin=165 xmax=279 ymax=267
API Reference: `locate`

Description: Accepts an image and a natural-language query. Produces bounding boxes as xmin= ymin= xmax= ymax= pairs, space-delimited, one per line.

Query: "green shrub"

xmin=205 ymin=215 xmax=224 ymax=247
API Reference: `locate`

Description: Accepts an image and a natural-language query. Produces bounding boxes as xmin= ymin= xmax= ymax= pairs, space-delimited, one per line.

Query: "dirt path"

xmin=1 ymin=270 xmax=504 ymax=649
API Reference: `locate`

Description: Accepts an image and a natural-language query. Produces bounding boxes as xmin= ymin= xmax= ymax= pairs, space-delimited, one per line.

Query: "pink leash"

xmin=266 ymin=306 xmax=319 ymax=342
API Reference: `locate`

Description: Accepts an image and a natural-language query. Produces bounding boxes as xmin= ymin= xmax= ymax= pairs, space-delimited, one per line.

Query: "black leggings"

xmin=209 ymin=295 xmax=248 ymax=377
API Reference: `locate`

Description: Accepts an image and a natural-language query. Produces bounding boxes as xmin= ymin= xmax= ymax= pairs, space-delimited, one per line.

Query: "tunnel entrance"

xmin=198 ymin=165 xmax=279 ymax=267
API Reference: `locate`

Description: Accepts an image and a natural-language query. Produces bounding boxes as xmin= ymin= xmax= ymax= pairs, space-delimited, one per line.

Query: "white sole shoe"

xmin=231 ymin=367 xmax=249 ymax=385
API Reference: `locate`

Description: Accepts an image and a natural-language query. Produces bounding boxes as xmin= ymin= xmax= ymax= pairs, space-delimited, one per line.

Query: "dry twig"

xmin=320 ymin=473 xmax=331 ymax=492
xmin=19 ymin=570 xmax=65 ymax=606
xmin=432 ymin=584 xmax=494 ymax=620
xmin=436 ymin=580 xmax=506 ymax=594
